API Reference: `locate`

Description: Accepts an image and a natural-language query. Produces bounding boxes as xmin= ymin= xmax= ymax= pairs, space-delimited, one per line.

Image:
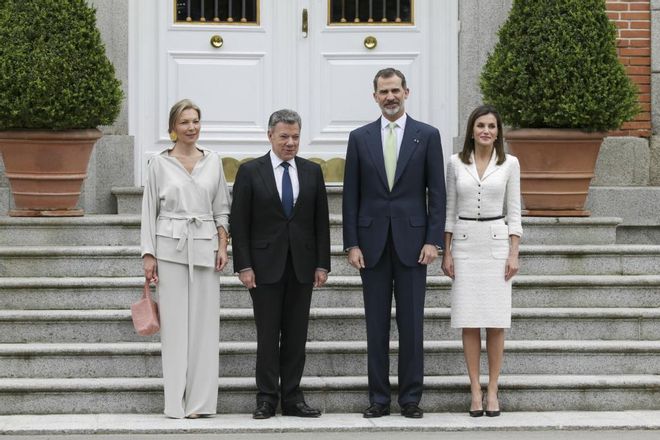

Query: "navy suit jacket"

xmin=231 ymin=153 xmax=331 ymax=284
xmin=342 ymin=115 xmax=446 ymax=268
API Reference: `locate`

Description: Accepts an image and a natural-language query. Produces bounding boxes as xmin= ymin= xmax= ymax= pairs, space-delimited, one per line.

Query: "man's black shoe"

xmin=282 ymin=401 xmax=321 ymax=417
xmin=400 ymin=403 xmax=424 ymax=418
xmin=253 ymin=401 xmax=276 ymax=419
xmin=363 ymin=403 xmax=390 ymax=418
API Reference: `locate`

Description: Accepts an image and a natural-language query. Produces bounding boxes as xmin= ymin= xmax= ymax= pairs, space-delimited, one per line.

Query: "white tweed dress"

xmin=444 ymin=153 xmax=523 ymax=328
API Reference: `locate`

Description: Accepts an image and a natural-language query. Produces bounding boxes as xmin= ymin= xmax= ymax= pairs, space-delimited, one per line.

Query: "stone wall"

xmin=651 ymin=0 xmax=660 ymax=184
xmin=607 ymin=0 xmax=652 ymax=137
xmin=79 ymin=0 xmax=134 ymax=214
xmin=456 ymin=0 xmax=513 ymax=145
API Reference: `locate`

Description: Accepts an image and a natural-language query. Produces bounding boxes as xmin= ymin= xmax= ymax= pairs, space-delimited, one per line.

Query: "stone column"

xmin=456 ymin=0 xmax=513 ymax=151
xmin=81 ymin=0 xmax=134 ymax=213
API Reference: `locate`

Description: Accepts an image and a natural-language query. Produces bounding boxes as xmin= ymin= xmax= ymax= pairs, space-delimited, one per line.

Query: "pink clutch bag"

xmin=131 ymin=281 xmax=160 ymax=336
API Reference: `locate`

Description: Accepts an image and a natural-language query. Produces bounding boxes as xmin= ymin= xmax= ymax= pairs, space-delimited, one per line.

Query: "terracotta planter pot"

xmin=505 ymin=128 xmax=605 ymax=217
xmin=0 ymin=129 xmax=102 ymax=216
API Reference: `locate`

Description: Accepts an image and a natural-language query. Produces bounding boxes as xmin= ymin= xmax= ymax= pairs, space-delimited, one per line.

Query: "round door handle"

xmin=364 ymin=36 xmax=377 ymax=50
xmin=210 ymin=35 xmax=224 ymax=48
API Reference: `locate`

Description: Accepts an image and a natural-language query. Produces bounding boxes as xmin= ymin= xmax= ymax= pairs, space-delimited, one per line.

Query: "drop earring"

xmin=169 ymin=132 xmax=177 ymax=142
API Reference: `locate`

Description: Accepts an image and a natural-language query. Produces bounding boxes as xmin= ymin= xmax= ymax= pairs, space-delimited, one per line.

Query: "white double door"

xmin=130 ymin=1 xmax=458 ymax=183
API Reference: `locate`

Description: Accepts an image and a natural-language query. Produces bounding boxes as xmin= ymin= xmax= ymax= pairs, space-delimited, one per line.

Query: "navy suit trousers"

xmin=360 ymin=229 xmax=427 ymax=406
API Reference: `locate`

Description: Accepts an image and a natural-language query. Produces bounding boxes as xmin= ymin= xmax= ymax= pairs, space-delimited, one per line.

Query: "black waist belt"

xmin=458 ymin=215 xmax=505 ymax=222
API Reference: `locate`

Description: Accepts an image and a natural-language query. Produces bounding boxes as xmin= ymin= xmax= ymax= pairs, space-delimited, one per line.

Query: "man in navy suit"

xmin=231 ymin=109 xmax=331 ymax=419
xmin=342 ymin=68 xmax=446 ymax=418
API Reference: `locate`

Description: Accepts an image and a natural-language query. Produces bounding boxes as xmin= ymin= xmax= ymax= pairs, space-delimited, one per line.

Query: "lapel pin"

xmin=413 ymin=138 xmax=420 ymax=143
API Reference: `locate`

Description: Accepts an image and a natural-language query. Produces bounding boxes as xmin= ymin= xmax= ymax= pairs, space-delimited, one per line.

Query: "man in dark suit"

xmin=342 ymin=68 xmax=446 ymax=418
xmin=231 ymin=109 xmax=331 ymax=419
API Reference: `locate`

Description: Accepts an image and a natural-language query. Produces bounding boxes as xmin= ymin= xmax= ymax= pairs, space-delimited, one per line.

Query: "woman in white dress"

xmin=441 ymin=105 xmax=522 ymax=417
xmin=141 ymin=99 xmax=231 ymax=418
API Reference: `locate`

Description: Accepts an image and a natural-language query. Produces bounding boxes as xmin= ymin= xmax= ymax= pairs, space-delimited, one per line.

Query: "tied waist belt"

xmin=158 ymin=212 xmax=215 ymax=281
xmin=458 ymin=215 xmax=505 ymax=222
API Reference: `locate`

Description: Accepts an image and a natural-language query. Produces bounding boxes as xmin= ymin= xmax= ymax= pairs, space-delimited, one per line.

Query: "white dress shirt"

xmin=270 ymin=149 xmax=299 ymax=204
xmin=380 ymin=113 xmax=407 ymax=158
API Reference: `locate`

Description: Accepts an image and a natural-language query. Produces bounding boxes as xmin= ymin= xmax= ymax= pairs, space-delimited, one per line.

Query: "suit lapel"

xmin=393 ymin=116 xmax=420 ymax=187
xmin=255 ymin=152 xmax=285 ymax=215
xmin=463 ymin=151 xmax=501 ymax=183
xmin=292 ymin=157 xmax=308 ymax=218
xmin=480 ymin=152 xmax=500 ymax=181
xmin=463 ymin=155 xmax=481 ymax=184
xmin=364 ymin=119 xmax=389 ymax=190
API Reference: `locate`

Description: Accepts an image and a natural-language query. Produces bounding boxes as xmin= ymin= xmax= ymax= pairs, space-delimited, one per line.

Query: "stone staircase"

xmin=0 ymin=187 xmax=658 ymax=415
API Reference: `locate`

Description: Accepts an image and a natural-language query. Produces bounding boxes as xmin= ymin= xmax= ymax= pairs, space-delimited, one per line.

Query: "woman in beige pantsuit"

xmin=141 ymin=99 xmax=231 ymax=419
xmin=441 ymin=105 xmax=522 ymax=418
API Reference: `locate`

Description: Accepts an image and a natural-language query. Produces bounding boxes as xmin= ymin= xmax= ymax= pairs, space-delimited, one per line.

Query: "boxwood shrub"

xmin=0 ymin=0 xmax=123 ymax=130
xmin=480 ymin=0 xmax=639 ymax=131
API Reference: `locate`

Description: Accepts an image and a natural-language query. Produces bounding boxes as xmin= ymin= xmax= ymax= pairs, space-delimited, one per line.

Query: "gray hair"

xmin=268 ymin=109 xmax=301 ymax=131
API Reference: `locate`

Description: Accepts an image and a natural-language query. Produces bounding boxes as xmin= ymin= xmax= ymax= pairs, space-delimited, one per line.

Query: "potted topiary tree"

xmin=0 ymin=0 xmax=122 ymax=216
xmin=480 ymin=0 xmax=639 ymax=216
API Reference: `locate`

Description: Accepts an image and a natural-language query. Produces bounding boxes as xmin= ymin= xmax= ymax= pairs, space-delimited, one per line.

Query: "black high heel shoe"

xmin=485 ymin=392 xmax=500 ymax=417
xmin=468 ymin=392 xmax=484 ymax=417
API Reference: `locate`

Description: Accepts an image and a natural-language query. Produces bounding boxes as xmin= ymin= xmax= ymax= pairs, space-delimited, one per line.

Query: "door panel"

xmin=318 ymin=53 xmax=420 ymax=129
xmin=166 ymin=52 xmax=267 ymax=135
xmin=298 ymin=0 xmax=428 ymax=163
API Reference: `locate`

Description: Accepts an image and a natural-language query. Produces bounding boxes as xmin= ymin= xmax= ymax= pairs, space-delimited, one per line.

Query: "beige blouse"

xmin=140 ymin=146 xmax=231 ymax=279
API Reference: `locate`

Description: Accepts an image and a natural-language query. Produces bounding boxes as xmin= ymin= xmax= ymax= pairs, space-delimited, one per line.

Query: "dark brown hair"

xmin=459 ymin=105 xmax=506 ymax=165
xmin=373 ymin=68 xmax=407 ymax=92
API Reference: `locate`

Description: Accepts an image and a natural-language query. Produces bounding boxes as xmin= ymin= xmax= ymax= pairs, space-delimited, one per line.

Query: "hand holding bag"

xmin=131 ymin=281 xmax=160 ymax=336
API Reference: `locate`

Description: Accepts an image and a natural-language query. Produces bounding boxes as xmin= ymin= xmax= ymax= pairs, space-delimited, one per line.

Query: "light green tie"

xmin=384 ymin=122 xmax=397 ymax=190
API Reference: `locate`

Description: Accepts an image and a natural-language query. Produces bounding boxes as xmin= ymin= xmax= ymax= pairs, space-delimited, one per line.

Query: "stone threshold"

xmin=1 ymin=411 xmax=659 ymax=435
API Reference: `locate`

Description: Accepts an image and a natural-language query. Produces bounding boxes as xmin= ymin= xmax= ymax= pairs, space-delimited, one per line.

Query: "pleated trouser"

xmin=157 ymin=259 xmax=220 ymax=418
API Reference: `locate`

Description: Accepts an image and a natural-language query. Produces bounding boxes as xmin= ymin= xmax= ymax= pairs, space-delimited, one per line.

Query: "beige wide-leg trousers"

xmin=157 ymin=260 xmax=220 ymax=418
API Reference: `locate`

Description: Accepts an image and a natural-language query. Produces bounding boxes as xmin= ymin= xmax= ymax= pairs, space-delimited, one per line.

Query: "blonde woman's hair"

xmin=168 ymin=99 xmax=201 ymax=137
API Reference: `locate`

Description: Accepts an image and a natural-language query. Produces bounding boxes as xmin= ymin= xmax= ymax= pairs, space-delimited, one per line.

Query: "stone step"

xmin=587 ymin=186 xmax=660 ymax=245
xmin=1 ymin=244 xmax=660 ymax=277
xmin=0 ymin=307 xmax=658 ymax=343
xmin=1 ymin=340 xmax=658 ymax=378
xmin=0 ymin=374 xmax=658 ymax=414
xmin=0 ymin=215 xmax=346 ymax=248
xmin=1 ymin=275 xmax=659 ymax=310
xmin=112 ymin=185 xmax=344 ymax=216
xmin=114 ymin=184 xmax=641 ymax=244
xmin=0 ymin=215 xmax=623 ymax=246
xmin=0 ymin=215 xmax=141 ymax=246
xmin=3 ymin=411 xmax=660 ymax=436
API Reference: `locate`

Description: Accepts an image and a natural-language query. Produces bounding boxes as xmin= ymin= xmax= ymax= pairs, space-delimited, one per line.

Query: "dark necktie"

xmin=281 ymin=162 xmax=293 ymax=218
